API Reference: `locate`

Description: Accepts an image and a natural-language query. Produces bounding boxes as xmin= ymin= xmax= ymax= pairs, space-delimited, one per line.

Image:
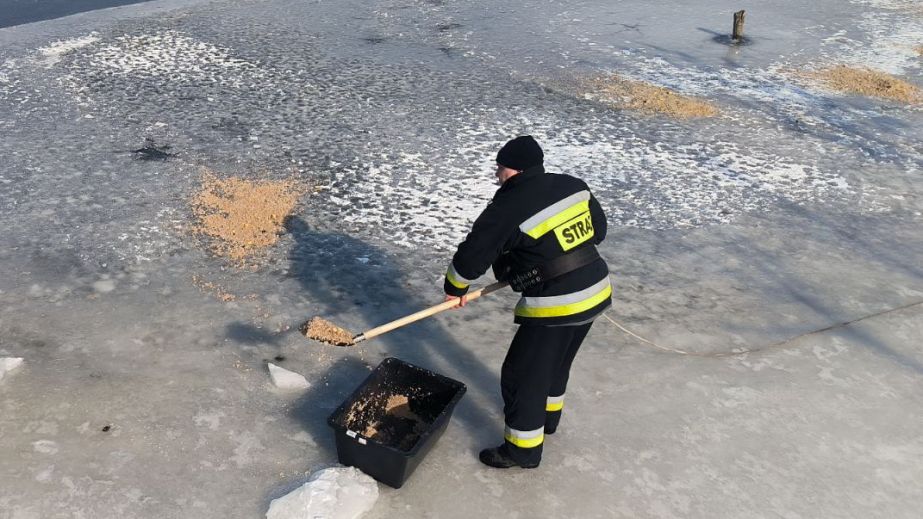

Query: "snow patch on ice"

xmin=230 ymin=430 xmax=265 ymax=468
xmin=193 ymin=410 xmax=226 ymax=431
xmin=268 ymin=363 xmax=310 ymax=390
xmin=84 ymin=31 xmax=264 ymax=83
xmin=35 ymin=465 xmax=55 ymax=483
xmin=852 ymin=0 xmax=921 ymax=11
xmin=286 ymin=430 xmax=317 ymax=446
xmin=266 ymin=466 xmax=378 ymax=519
xmin=114 ymin=207 xmax=184 ymax=264
xmin=0 ymin=58 xmax=19 ymax=85
xmin=543 ymin=135 xmax=848 ymax=228
xmin=32 ymin=440 xmax=59 ymax=455
xmin=830 ymin=2 xmax=923 ymax=75
xmin=324 ymin=149 xmax=497 ymax=251
xmin=0 ymin=357 xmax=23 ymax=381
xmin=92 ymin=279 xmax=117 ymax=293
xmin=321 ymin=119 xmax=853 ymax=250
xmin=48 ymin=31 xmax=269 ymax=106
xmin=37 ymin=33 xmax=100 ymax=67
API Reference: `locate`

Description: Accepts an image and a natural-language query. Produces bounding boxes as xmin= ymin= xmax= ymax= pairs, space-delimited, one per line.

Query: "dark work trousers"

xmin=500 ymin=321 xmax=593 ymax=465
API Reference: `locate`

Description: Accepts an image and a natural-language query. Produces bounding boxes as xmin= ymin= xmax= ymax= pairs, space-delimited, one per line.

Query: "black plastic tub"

xmin=327 ymin=357 xmax=467 ymax=489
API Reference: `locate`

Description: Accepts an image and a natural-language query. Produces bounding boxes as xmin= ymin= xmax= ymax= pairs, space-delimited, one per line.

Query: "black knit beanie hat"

xmin=496 ymin=135 xmax=544 ymax=171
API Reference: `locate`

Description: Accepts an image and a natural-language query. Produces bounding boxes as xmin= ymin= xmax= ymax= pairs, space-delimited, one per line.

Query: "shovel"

xmin=302 ymin=281 xmax=508 ymax=346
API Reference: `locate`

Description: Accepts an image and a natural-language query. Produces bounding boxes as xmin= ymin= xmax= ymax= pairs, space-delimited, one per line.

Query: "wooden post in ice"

xmin=732 ymin=10 xmax=746 ymax=41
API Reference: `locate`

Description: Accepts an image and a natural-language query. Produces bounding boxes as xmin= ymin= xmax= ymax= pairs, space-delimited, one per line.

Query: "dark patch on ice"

xmin=101 ymin=425 xmax=112 ymax=432
xmin=698 ymin=27 xmax=755 ymax=46
xmin=133 ymin=147 xmax=175 ymax=161
xmin=226 ymin=322 xmax=280 ymax=345
xmin=4 ymin=327 xmax=49 ymax=349
xmin=712 ymin=35 xmax=754 ymax=46
xmin=29 ymin=247 xmax=89 ymax=281
xmin=363 ymin=37 xmax=387 ymax=45
xmin=131 ymin=139 xmax=175 ymax=161
xmin=211 ymin=117 xmax=250 ymax=139
xmin=574 ymin=58 xmax=599 ymax=68
xmin=273 ymin=355 xmax=286 ymax=362
xmin=609 ymin=22 xmax=644 ymax=34
xmin=436 ymin=23 xmax=463 ymax=32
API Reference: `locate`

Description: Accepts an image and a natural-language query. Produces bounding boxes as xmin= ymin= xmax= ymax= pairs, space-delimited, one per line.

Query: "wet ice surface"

xmin=4 ymin=0 xmax=916 ymax=255
xmin=1 ymin=0 xmax=922 ymax=518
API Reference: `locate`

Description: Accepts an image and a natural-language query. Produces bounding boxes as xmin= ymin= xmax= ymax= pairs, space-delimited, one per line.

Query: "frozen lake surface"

xmin=1 ymin=0 xmax=921 ymax=517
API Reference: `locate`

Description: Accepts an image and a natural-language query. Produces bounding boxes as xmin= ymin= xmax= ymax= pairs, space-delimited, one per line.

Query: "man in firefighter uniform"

xmin=444 ymin=135 xmax=611 ymax=469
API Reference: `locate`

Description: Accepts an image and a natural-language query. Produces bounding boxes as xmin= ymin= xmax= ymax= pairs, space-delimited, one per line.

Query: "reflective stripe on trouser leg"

xmin=504 ymin=425 xmax=544 ymax=449
xmin=546 ymin=394 xmax=564 ymax=412
xmin=545 ymin=394 xmax=564 ymax=433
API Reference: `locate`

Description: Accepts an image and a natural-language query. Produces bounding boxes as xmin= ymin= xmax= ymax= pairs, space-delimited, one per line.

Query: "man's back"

xmin=448 ymin=164 xmax=611 ymax=326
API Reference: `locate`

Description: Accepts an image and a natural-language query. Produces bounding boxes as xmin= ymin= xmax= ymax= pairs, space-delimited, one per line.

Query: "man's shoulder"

xmin=537 ymin=172 xmax=591 ymax=198
xmin=495 ymin=172 xmax=588 ymax=199
xmin=548 ymin=171 xmax=589 ymax=186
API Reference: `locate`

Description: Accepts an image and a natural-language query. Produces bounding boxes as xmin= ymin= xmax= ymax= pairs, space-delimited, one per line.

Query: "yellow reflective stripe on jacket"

xmin=515 ymin=277 xmax=612 ymax=318
xmin=546 ymin=395 xmax=564 ymax=412
xmin=445 ymin=263 xmax=475 ymax=289
xmin=516 ymin=284 xmax=611 ymax=318
xmin=504 ymin=426 xmax=544 ymax=449
xmin=525 ymin=201 xmax=590 ymax=240
xmin=520 ymin=190 xmax=591 ymax=239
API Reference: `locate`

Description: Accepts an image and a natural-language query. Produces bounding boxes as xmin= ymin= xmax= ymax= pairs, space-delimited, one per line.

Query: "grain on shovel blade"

xmin=301 ymin=317 xmax=356 ymax=346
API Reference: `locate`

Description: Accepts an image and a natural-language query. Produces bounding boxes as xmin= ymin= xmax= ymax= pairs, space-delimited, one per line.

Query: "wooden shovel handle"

xmin=357 ymin=281 xmax=508 ymax=342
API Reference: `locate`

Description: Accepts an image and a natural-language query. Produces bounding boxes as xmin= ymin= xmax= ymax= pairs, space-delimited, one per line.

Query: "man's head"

xmin=495 ymin=135 xmax=543 ymax=184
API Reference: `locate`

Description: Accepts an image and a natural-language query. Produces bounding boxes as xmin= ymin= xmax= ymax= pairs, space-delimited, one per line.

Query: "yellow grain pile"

xmin=301 ymin=317 xmax=356 ymax=346
xmin=585 ymin=74 xmax=719 ymax=118
xmin=191 ymin=170 xmax=306 ymax=263
xmin=804 ymin=66 xmax=921 ymax=104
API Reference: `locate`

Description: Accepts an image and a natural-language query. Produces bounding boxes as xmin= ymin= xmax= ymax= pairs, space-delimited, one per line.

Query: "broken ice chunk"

xmin=0 ymin=358 xmax=23 ymax=382
xmin=267 ymin=363 xmax=310 ymax=390
xmin=266 ymin=466 xmax=378 ymax=519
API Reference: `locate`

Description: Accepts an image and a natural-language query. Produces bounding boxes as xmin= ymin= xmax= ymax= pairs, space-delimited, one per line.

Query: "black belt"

xmin=507 ymin=246 xmax=601 ymax=292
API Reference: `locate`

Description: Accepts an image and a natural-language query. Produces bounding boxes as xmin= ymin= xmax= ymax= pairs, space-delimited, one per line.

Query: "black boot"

xmin=545 ymin=410 xmax=561 ymax=435
xmin=479 ymin=444 xmax=540 ymax=469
